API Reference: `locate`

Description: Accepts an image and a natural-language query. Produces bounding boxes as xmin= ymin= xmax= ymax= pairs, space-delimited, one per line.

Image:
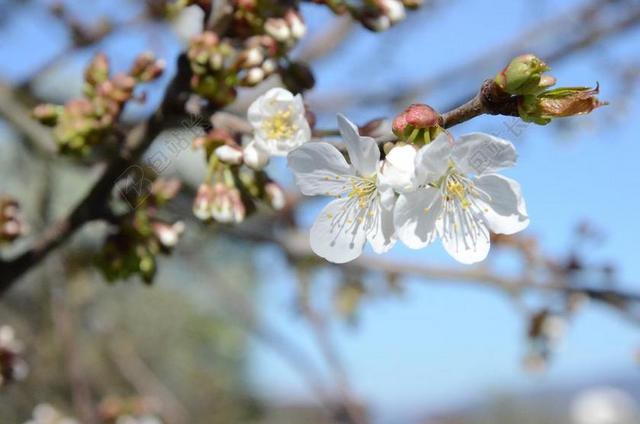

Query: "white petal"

xmin=337 ymin=114 xmax=379 ymax=177
xmin=415 ymin=132 xmax=452 ymax=184
xmin=474 ymin=174 xmax=529 ymax=234
xmin=310 ymin=198 xmax=368 ymax=263
xmin=243 ymin=138 xmax=270 ymax=170
xmin=381 ymin=144 xmax=417 ymax=192
xmin=366 ymin=195 xmax=397 ymax=254
xmin=393 ymin=189 xmax=441 ymax=249
xmin=438 ymin=205 xmax=490 ymax=264
xmin=452 ymin=132 xmax=517 ymax=175
xmin=287 ymin=143 xmax=352 ymax=196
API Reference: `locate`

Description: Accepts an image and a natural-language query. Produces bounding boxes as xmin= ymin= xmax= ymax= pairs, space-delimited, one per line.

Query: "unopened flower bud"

xmin=0 ymin=197 xmax=27 ymax=243
xmin=285 ymin=9 xmax=307 ymax=39
xmin=264 ymin=182 xmax=286 ymax=210
xmin=243 ymin=139 xmax=270 ymax=170
xmin=152 ymin=220 xmax=185 ymax=248
xmin=495 ymin=54 xmax=551 ymax=95
xmin=150 ymin=178 xmax=181 ymax=203
xmin=130 ymin=52 xmax=165 ymax=82
xmin=85 ymin=53 xmax=110 ymax=87
xmin=193 ymin=128 xmax=235 ymax=156
xmin=518 ymin=85 xmax=606 ymax=125
xmin=32 ymin=104 xmax=62 ymax=126
xmin=211 ymin=183 xmax=245 ymax=224
xmin=393 ymin=103 xmax=441 ymax=143
xmin=193 ymin=183 xmax=214 ymax=220
xmin=376 ymin=0 xmax=405 ymax=24
xmin=361 ymin=14 xmax=391 ymax=32
xmin=243 ymin=67 xmax=265 ymax=86
xmin=264 ymin=18 xmax=291 ymax=42
xmin=240 ymin=47 xmax=264 ymax=68
xmin=215 ymin=144 xmax=243 ymax=164
xmin=261 ymin=58 xmax=277 ymax=75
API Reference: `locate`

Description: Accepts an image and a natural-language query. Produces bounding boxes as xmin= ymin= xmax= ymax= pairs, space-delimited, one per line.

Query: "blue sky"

xmin=1 ymin=1 xmax=639 ymax=422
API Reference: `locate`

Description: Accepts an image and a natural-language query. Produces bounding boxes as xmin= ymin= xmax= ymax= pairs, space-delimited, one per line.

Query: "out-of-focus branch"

xmin=0 ymin=82 xmax=56 ymax=154
xmin=108 ymin=337 xmax=189 ymax=424
xmin=0 ymin=54 xmax=193 ymax=295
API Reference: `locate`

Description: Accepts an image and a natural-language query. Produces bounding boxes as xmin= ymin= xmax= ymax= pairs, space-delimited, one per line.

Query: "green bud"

xmin=495 ymin=54 xmax=551 ymax=95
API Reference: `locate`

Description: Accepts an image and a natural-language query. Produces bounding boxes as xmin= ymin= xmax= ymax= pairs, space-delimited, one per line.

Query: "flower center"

xmin=262 ymin=107 xmax=297 ymax=140
xmin=348 ymin=176 xmax=377 ymax=209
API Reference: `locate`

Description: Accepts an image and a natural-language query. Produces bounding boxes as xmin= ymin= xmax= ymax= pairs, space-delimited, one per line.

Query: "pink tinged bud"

xmin=210 ymin=183 xmax=245 ymax=224
xmin=264 ymin=18 xmax=291 ymax=42
xmin=404 ymin=103 xmax=439 ymax=128
xmin=152 ymin=221 xmax=185 ymax=248
xmin=85 ymin=53 xmax=110 ymax=87
xmin=392 ymin=113 xmax=408 ymax=136
xmin=214 ymin=145 xmax=243 ymax=164
xmin=193 ymin=183 xmax=214 ymax=220
xmin=265 ymin=182 xmax=286 ymax=210
xmin=243 ymin=139 xmax=270 ymax=170
xmin=285 ymin=9 xmax=307 ymax=39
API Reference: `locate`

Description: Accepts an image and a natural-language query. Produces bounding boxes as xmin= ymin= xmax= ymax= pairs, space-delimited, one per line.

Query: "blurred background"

xmin=1 ymin=0 xmax=640 ymax=423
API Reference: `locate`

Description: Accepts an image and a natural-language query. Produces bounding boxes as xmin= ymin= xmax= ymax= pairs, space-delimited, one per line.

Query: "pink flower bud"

xmin=404 ymin=103 xmax=439 ymax=128
xmin=193 ymin=183 xmax=214 ymax=220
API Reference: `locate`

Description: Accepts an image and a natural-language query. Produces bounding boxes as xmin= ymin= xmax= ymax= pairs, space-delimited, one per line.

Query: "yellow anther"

xmin=262 ymin=107 xmax=296 ymax=140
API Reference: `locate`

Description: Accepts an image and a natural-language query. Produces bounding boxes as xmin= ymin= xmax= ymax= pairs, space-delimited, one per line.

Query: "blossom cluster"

xmin=191 ymin=87 xmax=304 ymax=223
xmin=33 ymin=53 xmax=165 ymax=155
xmin=288 ymin=114 xmax=529 ymax=264
xmin=201 ymin=88 xmax=529 ymax=265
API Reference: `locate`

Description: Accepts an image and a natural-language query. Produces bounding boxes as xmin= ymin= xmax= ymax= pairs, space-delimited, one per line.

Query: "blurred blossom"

xmin=571 ymin=387 xmax=639 ymax=424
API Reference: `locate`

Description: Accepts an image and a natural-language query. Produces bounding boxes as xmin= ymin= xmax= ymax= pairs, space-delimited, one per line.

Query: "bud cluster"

xmin=0 ymin=325 xmax=28 ymax=387
xmin=392 ymin=103 xmax=442 ymax=144
xmin=96 ymin=177 xmax=184 ymax=284
xmin=192 ymin=127 xmax=285 ymax=224
xmin=0 ymin=196 xmax=27 ymax=243
xmin=33 ymin=52 xmax=165 ymax=155
xmin=495 ymin=54 xmax=606 ymax=125
xmin=312 ymin=0 xmax=422 ymax=32
xmin=186 ymin=1 xmax=313 ymax=105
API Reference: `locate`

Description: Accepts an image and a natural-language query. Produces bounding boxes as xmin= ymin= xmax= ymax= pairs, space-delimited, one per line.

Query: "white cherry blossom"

xmin=248 ymin=87 xmax=311 ymax=156
xmin=288 ymin=114 xmax=396 ymax=263
xmin=394 ymin=132 xmax=529 ymax=264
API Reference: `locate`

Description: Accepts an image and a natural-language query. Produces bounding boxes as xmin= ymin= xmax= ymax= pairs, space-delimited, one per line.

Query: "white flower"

xmin=288 ymin=114 xmax=396 ymax=263
xmin=248 ymin=87 xmax=311 ymax=156
xmin=394 ymin=132 xmax=529 ymax=264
